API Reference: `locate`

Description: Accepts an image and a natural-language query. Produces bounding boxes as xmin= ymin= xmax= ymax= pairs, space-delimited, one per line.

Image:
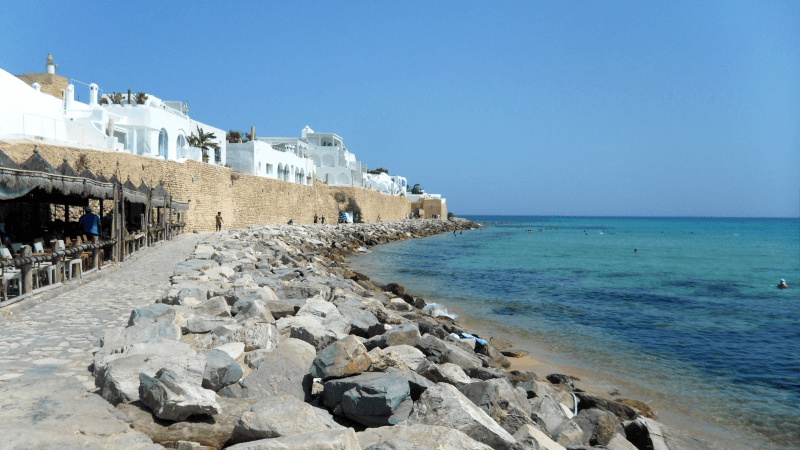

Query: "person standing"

xmin=321 ymin=215 xmax=325 ymax=224
xmin=78 ymin=206 xmax=101 ymax=237
xmin=314 ymin=214 xmax=319 ymax=224
xmin=215 ymin=212 xmax=224 ymax=231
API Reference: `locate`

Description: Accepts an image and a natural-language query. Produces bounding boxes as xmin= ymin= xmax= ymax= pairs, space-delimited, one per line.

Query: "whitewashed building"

xmin=227 ymin=140 xmax=315 ymax=184
xmin=3 ymin=55 xmax=226 ymax=165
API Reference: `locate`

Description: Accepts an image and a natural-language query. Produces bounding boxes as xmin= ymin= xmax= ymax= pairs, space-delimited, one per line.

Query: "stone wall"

xmin=0 ymin=141 xmax=421 ymax=232
xmin=15 ymin=73 xmax=68 ymax=100
xmin=411 ymin=198 xmax=447 ymax=219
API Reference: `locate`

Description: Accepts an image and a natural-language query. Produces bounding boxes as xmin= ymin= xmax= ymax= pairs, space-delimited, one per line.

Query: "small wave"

xmin=425 ymin=303 xmax=457 ymax=319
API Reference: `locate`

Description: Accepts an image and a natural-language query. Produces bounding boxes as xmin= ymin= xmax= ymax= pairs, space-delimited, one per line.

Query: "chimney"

xmin=46 ymin=53 xmax=57 ymax=74
xmin=89 ymin=83 xmax=98 ymax=106
xmin=65 ymin=84 xmax=74 ymax=111
xmin=251 ymin=126 xmax=256 ymax=141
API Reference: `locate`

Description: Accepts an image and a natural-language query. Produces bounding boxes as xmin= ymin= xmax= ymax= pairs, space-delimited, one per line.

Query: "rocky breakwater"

xmin=91 ymin=219 xmax=696 ymax=450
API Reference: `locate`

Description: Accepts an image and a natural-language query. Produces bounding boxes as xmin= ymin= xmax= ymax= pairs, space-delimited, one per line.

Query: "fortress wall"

xmin=1 ymin=141 xmax=415 ymax=232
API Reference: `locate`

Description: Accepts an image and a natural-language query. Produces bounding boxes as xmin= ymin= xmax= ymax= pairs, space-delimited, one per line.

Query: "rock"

xmin=489 ymin=337 xmax=514 ymax=351
xmin=501 ymin=350 xmax=528 ymax=358
xmin=93 ymin=340 xmax=196 ymax=379
xmin=459 ymin=378 xmax=534 ymax=435
xmin=211 ymin=323 xmax=278 ymax=352
xmin=310 ymin=335 xmax=372 ymax=380
xmin=287 ymin=319 xmax=341 ymax=351
xmin=263 ymin=299 xmax=303 ymax=318
xmin=414 ymin=335 xmax=482 ymax=375
xmin=382 ymin=283 xmax=405 ymax=296
xmin=336 ymin=304 xmax=383 ymax=338
xmin=128 ymin=303 xmax=175 ymax=326
xmin=203 ymin=265 xmax=236 ymax=280
xmin=186 ymin=316 xmax=238 ymax=334
xmin=358 ymin=424 xmax=493 ymax=450
xmin=363 ymin=323 xmax=421 ymax=351
xmin=366 ymin=347 xmax=409 ymax=372
xmin=246 ymin=338 xmax=316 ymax=370
xmin=413 ymin=297 xmax=428 ymax=310
xmin=166 ymin=285 xmax=210 ymax=306
xmin=616 ymin=398 xmax=656 ymax=419
xmin=572 ymin=408 xmax=624 ymax=446
xmin=230 ymin=395 xmax=339 ymax=444
xmin=529 ymin=394 xmax=571 ymax=435
xmin=240 ymin=339 xmax=315 ymax=401
xmin=382 ymin=345 xmax=425 ymax=370
xmin=545 ymin=374 xmax=575 ymax=389
xmin=623 ymin=417 xmax=670 ymax=450
xmin=213 ymin=342 xmax=246 ymax=360
xmin=101 ymin=313 xmax=182 ymax=355
xmin=510 ymin=424 xmax=566 ymax=450
xmin=225 ymin=428 xmax=361 ymax=450
xmin=194 ymin=245 xmax=217 ymax=259
xmin=231 ymin=294 xmax=261 ymax=315
xmin=202 ymin=349 xmax=244 ymax=392
xmin=388 ymin=298 xmax=413 ymax=312
xmin=408 ymin=383 xmax=516 ymax=450
xmin=139 ymin=369 xmax=222 ymax=421
xmin=475 ymin=342 xmax=511 ymax=369
xmin=323 ymin=372 xmax=413 ymax=427
xmin=604 ymin=433 xmax=639 ymax=450
xmin=96 ymin=353 xmax=206 ymax=406
xmin=235 ymin=300 xmax=275 ymax=324
xmin=195 ymin=297 xmax=232 ymax=318
xmin=474 ymin=367 xmax=507 ymax=380
xmin=417 ymin=361 xmax=471 ymax=387
xmin=551 ymin=420 xmax=584 ymax=447
xmin=575 ymin=393 xmax=637 ymax=422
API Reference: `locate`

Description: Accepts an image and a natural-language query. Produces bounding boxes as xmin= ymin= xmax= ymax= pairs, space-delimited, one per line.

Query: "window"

xmin=158 ymin=129 xmax=168 ymax=156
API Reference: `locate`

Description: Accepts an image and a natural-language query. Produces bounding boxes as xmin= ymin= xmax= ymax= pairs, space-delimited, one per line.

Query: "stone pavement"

xmin=0 ymin=233 xmax=204 ymax=450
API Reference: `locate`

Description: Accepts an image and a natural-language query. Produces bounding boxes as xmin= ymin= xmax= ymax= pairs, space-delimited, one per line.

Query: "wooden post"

xmin=92 ymin=235 xmax=99 ymax=269
xmin=20 ymin=245 xmax=32 ymax=294
xmin=120 ymin=193 xmax=126 ymax=262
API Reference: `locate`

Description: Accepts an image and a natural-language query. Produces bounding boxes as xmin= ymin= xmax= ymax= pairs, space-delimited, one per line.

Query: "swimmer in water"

xmin=778 ymin=279 xmax=788 ymax=289
xmin=634 ymin=249 xmax=638 ymax=253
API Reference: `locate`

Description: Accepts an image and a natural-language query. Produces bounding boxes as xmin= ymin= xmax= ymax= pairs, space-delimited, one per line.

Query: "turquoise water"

xmin=348 ymin=216 xmax=800 ymax=449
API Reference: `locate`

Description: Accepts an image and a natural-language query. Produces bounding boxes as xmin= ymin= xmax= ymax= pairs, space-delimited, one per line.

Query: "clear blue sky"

xmin=2 ymin=1 xmax=797 ymax=217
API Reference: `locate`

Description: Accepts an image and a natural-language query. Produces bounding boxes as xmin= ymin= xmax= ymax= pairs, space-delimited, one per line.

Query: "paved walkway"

xmin=0 ymin=233 xmax=204 ymax=450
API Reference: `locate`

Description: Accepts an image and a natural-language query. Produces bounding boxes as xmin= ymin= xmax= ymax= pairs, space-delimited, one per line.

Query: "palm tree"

xmin=108 ymin=92 xmax=123 ymax=104
xmin=187 ymin=126 xmax=220 ymax=163
xmin=134 ymin=92 xmax=148 ymax=104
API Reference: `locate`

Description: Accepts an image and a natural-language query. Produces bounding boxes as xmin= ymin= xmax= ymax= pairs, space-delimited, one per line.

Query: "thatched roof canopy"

xmin=152 ymin=184 xmax=168 ymax=198
xmin=0 ymin=168 xmax=114 ymax=200
xmin=123 ymin=177 xmax=138 ymax=191
xmin=57 ymin=158 xmax=79 ymax=177
xmin=109 ymin=174 xmax=120 ymax=185
xmin=173 ymin=200 xmax=189 ymax=211
xmin=20 ymin=149 xmax=58 ymax=174
xmin=137 ymin=179 xmax=150 ymax=195
xmin=0 ymin=149 xmax=21 ymax=170
xmin=79 ymin=166 xmax=97 ymax=181
xmin=96 ymin=173 xmax=109 ymax=183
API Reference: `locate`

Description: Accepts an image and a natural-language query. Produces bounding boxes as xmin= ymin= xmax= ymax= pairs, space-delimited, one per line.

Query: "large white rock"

xmin=212 ymin=323 xmax=279 ymax=352
xmin=95 ymin=353 xmax=206 ymax=406
xmin=139 ymin=369 xmax=221 ymax=421
xmin=408 ymin=383 xmax=516 ymax=450
xmin=226 ymin=428 xmax=361 ymax=450
xmin=230 ymin=395 xmax=341 ymax=443
xmin=358 ymin=424 xmax=492 ymax=450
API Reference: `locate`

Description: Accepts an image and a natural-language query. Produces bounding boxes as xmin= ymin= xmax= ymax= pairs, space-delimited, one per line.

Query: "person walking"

xmin=215 ymin=212 xmax=224 ymax=231
xmin=314 ymin=214 xmax=319 ymax=224
xmin=78 ymin=206 xmax=101 ymax=237
xmin=321 ymin=215 xmax=325 ymax=224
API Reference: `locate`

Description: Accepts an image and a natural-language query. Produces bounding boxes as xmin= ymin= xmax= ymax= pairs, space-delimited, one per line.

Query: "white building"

xmin=363 ymin=172 xmax=406 ymax=195
xmin=227 ymin=140 xmax=315 ymax=184
xmin=258 ymin=126 xmax=368 ymax=187
xmin=2 ymin=55 xmax=226 ymax=165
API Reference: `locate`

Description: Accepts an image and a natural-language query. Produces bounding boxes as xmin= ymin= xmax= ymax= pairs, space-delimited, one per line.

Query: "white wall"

xmin=0 ymin=68 xmax=69 ymax=141
xmin=227 ymin=141 xmax=315 ymax=185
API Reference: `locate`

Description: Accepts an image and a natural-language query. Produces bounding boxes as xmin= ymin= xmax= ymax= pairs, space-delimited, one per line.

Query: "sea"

xmin=347 ymin=216 xmax=800 ymax=449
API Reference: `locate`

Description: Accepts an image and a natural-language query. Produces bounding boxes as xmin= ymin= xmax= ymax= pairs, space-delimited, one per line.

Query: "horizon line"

xmin=458 ymin=214 xmax=800 ymax=219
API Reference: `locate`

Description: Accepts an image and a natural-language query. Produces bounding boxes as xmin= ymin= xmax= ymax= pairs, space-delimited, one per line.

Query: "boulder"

xmin=95 ymin=353 xmax=205 ymax=406
xmin=381 ymin=345 xmax=425 ymax=370
xmin=388 ymin=298 xmax=413 ymax=312
xmin=235 ymin=300 xmax=275 ymax=324
xmin=194 ymin=245 xmax=217 ymax=259
xmin=510 ymin=424 xmax=566 ymax=450
xmin=101 ymin=313 xmax=182 ymax=355
xmin=572 ymin=408 xmax=624 ymax=446
xmin=529 ymin=394 xmax=571 ymax=435
xmin=166 ymin=285 xmax=210 ymax=306
xmin=606 ymin=433 xmax=639 ymax=450
xmin=93 ymin=340 xmax=196 ymax=379
xmin=240 ymin=340 xmax=315 ymax=401
xmin=414 ymin=335 xmax=482 ymax=375
xmin=211 ymin=323 xmax=278 ymax=352
xmin=616 ymin=398 xmax=656 ymax=419
xmin=310 ymin=335 xmax=372 ymax=380
xmin=363 ymin=323 xmax=421 ymax=350
xmin=417 ymin=361 xmax=471 ymax=387
xmin=545 ymin=374 xmax=574 ymax=389
xmin=230 ymin=395 xmax=340 ymax=444
xmin=474 ymin=367 xmax=507 ymax=380
xmin=225 ymin=428 xmax=361 ymax=450
xmin=336 ymin=304 xmax=383 ymax=338
xmin=186 ymin=316 xmax=238 ymax=334
xmin=323 ymin=372 xmax=413 ymax=427
xmin=203 ymin=265 xmax=236 ymax=280
xmin=459 ymin=378 xmax=534 ymax=434
xmin=128 ymin=303 xmax=175 ymax=326
xmin=195 ymin=297 xmax=232 ymax=318
xmin=358 ymin=424 xmax=492 ymax=450
xmin=287 ymin=320 xmax=341 ymax=351
xmin=139 ymin=369 xmax=221 ymax=421
xmin=118 ymin=396 xmax=259 ymax=449
xmin=623 ymin=417 xmax=670 ymax=450
xmin=214 ymin=342 xmax=246 ymax=360
xmin=407 ymin=383 xmax=516 ymax=450
xmin=202 ymin=349 xmax=244 ymax=392
xmin=262 ymin=299 xmax=303 ymax=319
xmin=475 ymin=342 xmax=511 ymax=369
xmin=575 ymin=393 xmax=637 ymax=422
xmin=551 ymin=420 xmax=584 ymax=447
xmin=382 ymin=283 xmax=405 ymax=296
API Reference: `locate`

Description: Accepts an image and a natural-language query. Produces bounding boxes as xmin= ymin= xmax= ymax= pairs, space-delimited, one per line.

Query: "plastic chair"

xmin=67 ymin=258 xmax=82 ymax=280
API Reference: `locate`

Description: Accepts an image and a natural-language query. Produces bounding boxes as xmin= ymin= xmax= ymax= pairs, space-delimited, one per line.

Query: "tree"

xmin=108 ymin=92 xmax=123 ymax=104
xmin=369 ymin=167 xmax=389 ymax=175
xmin=134 ymin=92 xmax=148 ymax=104
xmin=187 ymin=126 xmax=220 ymax=163
xmin=447 ymin=212 xmax=454 ymax=219
xmin=410 ymin=183 xmax=423 ymax=194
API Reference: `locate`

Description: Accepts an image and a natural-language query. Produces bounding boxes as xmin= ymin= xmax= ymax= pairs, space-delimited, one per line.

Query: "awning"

xmin=0 ymin=168 xmax=115 ymax=201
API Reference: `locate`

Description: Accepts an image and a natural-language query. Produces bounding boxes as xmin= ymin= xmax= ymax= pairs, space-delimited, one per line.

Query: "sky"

xmin=1 ymin=1 xmax=798 ymax=217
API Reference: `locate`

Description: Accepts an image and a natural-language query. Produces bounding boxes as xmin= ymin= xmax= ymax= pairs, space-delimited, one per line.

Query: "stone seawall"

xmin=0 ymin=141 xmax=446 ymax=232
